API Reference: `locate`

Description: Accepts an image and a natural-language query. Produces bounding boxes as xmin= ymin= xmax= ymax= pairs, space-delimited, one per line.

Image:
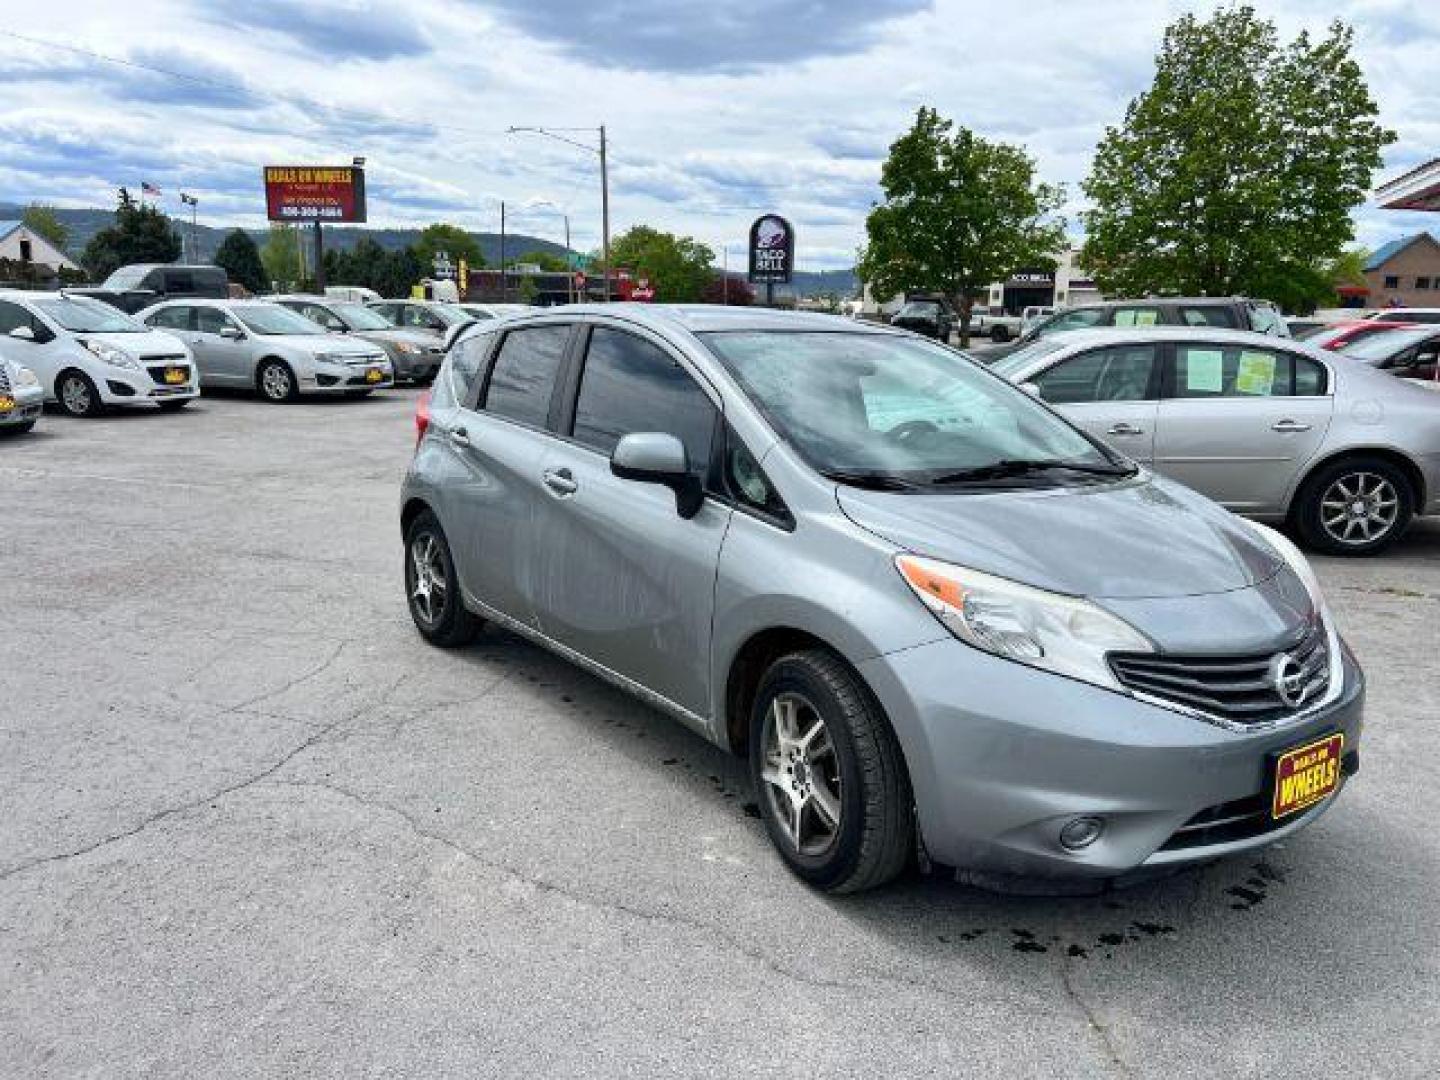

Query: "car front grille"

xmin=0 ymin=366 xmax=12 ymax=392
xmin=146 ymin=363 xmax=191 ymax=384
xmin=1110 ymin=621 xmax=1330 ymax=727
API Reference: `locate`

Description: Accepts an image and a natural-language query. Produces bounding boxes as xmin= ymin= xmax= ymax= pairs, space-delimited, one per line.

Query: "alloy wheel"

xmin=261 ymin=364 xmax=293 ymax=401
xmin=61 ymin=375 xmax=93 ymax=415
xmin=760 ymin=691 xmax=843 ymax=856
xmin=408 ymin=531 xmax=448 ymax=626
xmin=1319 ymin=471 xmax=1399 ymax=546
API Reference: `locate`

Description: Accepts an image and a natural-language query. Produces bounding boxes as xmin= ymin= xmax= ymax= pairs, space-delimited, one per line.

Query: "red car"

xmin=1306 ymin=319 xmax=1415 ymax=351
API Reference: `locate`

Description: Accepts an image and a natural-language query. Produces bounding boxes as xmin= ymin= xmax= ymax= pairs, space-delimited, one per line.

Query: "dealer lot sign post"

xmin=263 ymin=164 xmax=368 ymax=290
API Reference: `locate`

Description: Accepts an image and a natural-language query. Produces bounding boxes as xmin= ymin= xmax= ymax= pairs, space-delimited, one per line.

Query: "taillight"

xmin=414 ymin=389 xmax=431 ymax=449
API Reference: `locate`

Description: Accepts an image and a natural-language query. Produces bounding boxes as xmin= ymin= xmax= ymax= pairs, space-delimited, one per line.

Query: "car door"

xmin=1152 ymin=342 xmax=1334 ymax=512
xmin=441 ymin=323 xmax=575 ymax=626
xmin=143 ymin=305 xmax=199 ymax=379
xmin=1027 ymin=342 xmax=1160 ymax=463
xmin=190 ymin=305 xmax=250 ymax=384
xmin=527 ymin=322 xmax=731 ymax=717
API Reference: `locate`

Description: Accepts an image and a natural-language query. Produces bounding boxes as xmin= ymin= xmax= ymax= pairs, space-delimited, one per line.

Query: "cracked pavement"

xmin=2 ymin=392 xmax=1438 ymax=1078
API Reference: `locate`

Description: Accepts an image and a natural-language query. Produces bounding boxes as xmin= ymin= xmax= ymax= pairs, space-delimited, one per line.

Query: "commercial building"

xmin=1357 ymin=232 xmax=1440 ymax=309
xmin=983 ymin=249 xmax=1102 ymax=315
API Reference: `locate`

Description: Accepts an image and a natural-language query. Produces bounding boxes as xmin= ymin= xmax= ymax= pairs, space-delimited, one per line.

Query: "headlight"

xmin=82 ymin=339 xmax=138 ymax=369
xmin=15 ymin=366 xmax=38 ymax=388
xmin=896 ymin=555 xmax=1154 ymax=690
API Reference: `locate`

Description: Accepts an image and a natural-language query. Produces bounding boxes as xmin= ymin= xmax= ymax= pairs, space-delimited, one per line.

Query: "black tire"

xmin=156 ymin=399 xmax=190 ymax=412
xmin=990 ymin=325 xmax=1010 ymax=343
xmin=404 ymin=510 xmax=481 ymax=648
xmin=344 ymin=389 xmax=373 ymax=399
xmin=256 ymin=359 xmax=299 ymax=403
xmin=748 ymin=649 xmax=913 ymax=893
xmin=1294 ymin=455 xmax=1415 ymax=556
xmin=1 ymin=420 xmax=36 ymax=435
xmin=56 ymin=370 xmax=105 ymax=418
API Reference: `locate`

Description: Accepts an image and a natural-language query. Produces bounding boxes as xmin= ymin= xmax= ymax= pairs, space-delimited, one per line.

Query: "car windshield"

xmin=989 ymin=337 xmax=1073 ymax=377
xmin=100 ymin=266 xmax=148 ymax=290
xmin=896 ymin=302 xmax=939 ymax=318
xmin=332 ymin=303 xmax=393 ymax=331
xmin=1339 ymin=327 xmax=1438 ymax=361
xmin=33 ymin=297 xmax=145 ymax=333
xmin=459 ymin=306 xmax=496 ymax=320
xmin=700 ymin=330 xmax=1128 ymax=487
xmin=234 ymin=304 xmax=329 ymax=336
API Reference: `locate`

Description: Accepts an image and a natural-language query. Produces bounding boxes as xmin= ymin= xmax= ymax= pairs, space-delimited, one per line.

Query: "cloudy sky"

xmin=1 ymin=0 xmax=1438 ymax=269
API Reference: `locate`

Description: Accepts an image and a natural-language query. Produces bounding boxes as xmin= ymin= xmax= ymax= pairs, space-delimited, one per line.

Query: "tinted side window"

xmin=724 ymin=426 xmax=789 ymax=524
xmin=165 ymin=270 xmax=195 ymax=294
xmin=571 ymin=328 xmax=718 ymax=470
xmin=148 ymin=306 xmax=192 ymax=331
xmin=1294 ymin=355 xmax=1328 ymax=395
xmin=1037 ymin=307 xmax=1108 ymax=336
xmin=0 ymin=300 xmax=32 ymax=334
xmin=449 ymin=333 xmax=494 ymax=406
xmin=1033 ymin=344 xmax=1157 ymax=404
xmin=1179 ymin=306 xmax=1238 ymax=328
xmin=194 ymin=307 xmax=234 ymax=335
xmin=1173 ymin=344 xmax=1296 ymax=398
xmin=483 ymin=325 xmax=570 ymax=428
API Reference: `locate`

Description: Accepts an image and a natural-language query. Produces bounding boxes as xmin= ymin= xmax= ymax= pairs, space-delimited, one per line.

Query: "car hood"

xmin=260 ymin=335 xmax=379 ymax=356
xmin=85 ymin=329 xmax=188 ymax=355
xmin=836 ymin=473 xmax=1285 ymax=600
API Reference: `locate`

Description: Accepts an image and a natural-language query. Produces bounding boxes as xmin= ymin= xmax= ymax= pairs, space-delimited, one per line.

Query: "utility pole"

xmin=314 ymin=220 xmax=326 ymax=291
xmin=507 ymin=124 xmax=613 ymax=302
xmin=499 ymin=200 xmax=507 ymax=303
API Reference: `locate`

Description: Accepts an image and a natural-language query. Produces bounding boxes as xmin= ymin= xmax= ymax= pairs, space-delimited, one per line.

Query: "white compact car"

xmin=137 ymin=299 xmax=393 ymax=402
xmin=0 ymin=290 xmax=200 ymax=417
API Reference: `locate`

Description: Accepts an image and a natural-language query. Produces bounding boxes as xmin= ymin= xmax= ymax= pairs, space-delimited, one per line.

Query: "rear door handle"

xmin=1106 ymin=422 xmax=1145 ymax=436
xmin=1271 ymin=420 xmax=1312 ymax=433
xmin=448 ymin=426 xmax=472 ymax=449
xmin=543 ymin=467 xmax=578 ymax=496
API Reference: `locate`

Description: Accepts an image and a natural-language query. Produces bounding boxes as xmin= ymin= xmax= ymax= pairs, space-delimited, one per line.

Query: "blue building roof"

xmin=1365 ymin=233 xmax=1440 ymax=271
xmin=0 ymin=220 xmax=21 ymax=240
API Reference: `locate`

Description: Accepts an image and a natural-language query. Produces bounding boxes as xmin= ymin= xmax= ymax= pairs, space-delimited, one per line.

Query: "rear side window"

xmin=1111 ymin=306 xmax=1163 ymax=328
xmin=1247 ymin=303 xmax=1287 ymax=335
xmin=1179 ymin=306 xmax=1238 ymax=329
xmin=448 ymin=333 xmax=494 ymax=407
xmin=1036 ymin=307 xmax=1108 ymax=336
xmin=1033 ymin=344 xmax=1158 ymax=404
xmin=571 ymin=327 xmax=718 ymax=469
xmin=164 ymin=269 xmax=195 ymax=293
xmin=194 ymin=307 xmax=234 ymax=335
xmin=483 ymin=325 xmax=570 ymax=428
xmin=1294 ymin=355 xmax=1328 ymax=395
xmin=1172 ymin=344 xmax=1314 ymax=398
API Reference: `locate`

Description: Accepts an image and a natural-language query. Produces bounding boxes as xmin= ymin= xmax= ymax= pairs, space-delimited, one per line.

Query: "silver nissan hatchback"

xmin=400 ymin=306 xmax=1364 ymax=893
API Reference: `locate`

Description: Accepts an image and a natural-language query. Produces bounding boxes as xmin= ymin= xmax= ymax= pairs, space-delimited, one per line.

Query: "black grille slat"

xmin=1111 ymin=623 xmax=1328 ymax=726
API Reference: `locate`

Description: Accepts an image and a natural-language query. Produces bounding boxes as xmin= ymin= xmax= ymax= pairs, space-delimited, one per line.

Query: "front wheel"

xmin=990 ymin=326 xmax=1010 ymax=343
xmin=56 ymin=371 xmax=105 ymax=417
xmin=749 ymin=650 xmax=913 ymax=893
xmin=257 ymin=359 xmax=299 ymax=403
xmin=404 ymin=510 xmax=481 ymax=647
xmin=1294 ymin=456 xmax=1414 ymax=556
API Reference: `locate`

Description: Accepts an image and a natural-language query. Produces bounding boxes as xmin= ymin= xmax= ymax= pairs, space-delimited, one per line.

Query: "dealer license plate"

xmin=365 ymin=368 xmax=383 ymax=384
xmin=163 ymin=367 xmax=187 ymax=385
xmin=0 ymin=394 xmax=13 ymax=412
xmin=1271 ymin=733 xmax=1343 ymax=820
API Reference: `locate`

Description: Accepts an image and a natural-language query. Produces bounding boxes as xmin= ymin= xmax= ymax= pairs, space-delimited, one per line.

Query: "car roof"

xmin=499 ymin=303 xmax=896 ymax=336
xmin=1016 ymin=327 xmax=1298 ymax=350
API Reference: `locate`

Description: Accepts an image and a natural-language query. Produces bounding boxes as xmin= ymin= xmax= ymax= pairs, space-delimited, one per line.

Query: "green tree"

xmin=516 ymin=249 xmax=570 ymax=272
xmin=260 ymin=224 xmax=303 ymax=289
xmin=22 ymin=203 xmax=69 ymax=253
xmin=213 ymin=229 xmax=268 ymax=294
xmin=1082 ymin=7 xmax=1394 ymax=311
xmin=1326 ymin=247 xmax=1369 ymax=289
xmin=607 ymin=225 xmax=716 ymax=303
xmin=856 ymin=107 xmax=1065 ymax=344
xmin=80 ymin=188 xmax=183 ymax=281
xmin=413 ymin=223 xmax=483 ymax=275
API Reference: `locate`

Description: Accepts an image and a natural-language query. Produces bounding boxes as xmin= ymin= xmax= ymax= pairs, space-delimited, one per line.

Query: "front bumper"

xmin=0 ymin=384 xmax=44 ymax=425
xmin=389 ymin=348 xmax=442 ymax=381
xmin=859 ymin=636 xmax=1364 ymax=879
xmin=302 ymin=361 xmax=395 ymax=393
xmin=95 ymin=365 xmax=201 ymax=405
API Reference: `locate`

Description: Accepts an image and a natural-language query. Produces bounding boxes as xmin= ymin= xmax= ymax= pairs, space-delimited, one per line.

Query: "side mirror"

xmin=220 ymin=325 xmax=244 ymax=340
xmin=1020 ymin=381 xmax=1041 ymax=397
xmin=8 ymin=325 xmax=35 ymax=342
xmin=610 ymin=432 xmax=703 ymax=518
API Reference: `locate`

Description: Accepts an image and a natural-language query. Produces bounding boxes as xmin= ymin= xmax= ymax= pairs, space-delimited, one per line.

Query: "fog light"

xmin=1059 ymin=816 xmax=1104 ymax=851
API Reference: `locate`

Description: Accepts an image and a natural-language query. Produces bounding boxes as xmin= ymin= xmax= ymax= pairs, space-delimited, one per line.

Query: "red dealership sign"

xmin=263 ymin=165 xmax=367 ymax=223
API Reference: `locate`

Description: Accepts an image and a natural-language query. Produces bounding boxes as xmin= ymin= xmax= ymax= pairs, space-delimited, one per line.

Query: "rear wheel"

xmin=749 ymin=650 xmax=913 ymax=893
xmin=257 ymin=359 xmax=298 ymax=403
xmin=990 ymin=325 xmax=1010 ymax=343
xmin=56 ymin=371 xmax=104 ymax=417
xmin=405 ymin=510 xmax=481 ymax=648
xmin=1294 ymin=456 xmax=1414 ymax=556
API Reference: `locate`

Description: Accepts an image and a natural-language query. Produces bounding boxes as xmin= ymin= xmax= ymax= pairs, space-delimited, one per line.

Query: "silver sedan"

xmin=992 ymin=327 xmax=1440 ymax=554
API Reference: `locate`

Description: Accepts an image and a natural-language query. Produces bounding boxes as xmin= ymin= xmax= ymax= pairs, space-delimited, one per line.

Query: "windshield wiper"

xmin=927 ymin=458 xmax=1135 ymax=484
xmin=819 ymin=469 xmax=923 ymax=491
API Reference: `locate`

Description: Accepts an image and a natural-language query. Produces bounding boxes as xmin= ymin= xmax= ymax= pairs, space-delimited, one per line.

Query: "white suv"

xmin=137 ymin=299 xmax=392 ymax=402
xmin=0 ymin=290 xmax=200 ymax=417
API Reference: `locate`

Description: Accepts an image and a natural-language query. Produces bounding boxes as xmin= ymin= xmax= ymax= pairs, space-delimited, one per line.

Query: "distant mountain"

xmin=789 ymin=268 xmax=859 ymax=298
xmin=0 ymin=203 xmax=572 ymax=269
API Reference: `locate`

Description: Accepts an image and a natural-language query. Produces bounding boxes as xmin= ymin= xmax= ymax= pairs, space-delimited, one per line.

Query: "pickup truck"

xmin=973 ymin=306 xmax=1023 ymax=342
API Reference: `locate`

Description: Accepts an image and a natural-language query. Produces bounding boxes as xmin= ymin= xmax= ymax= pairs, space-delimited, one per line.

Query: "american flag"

xmin=141 ymin=181 xmax=161 ymax=196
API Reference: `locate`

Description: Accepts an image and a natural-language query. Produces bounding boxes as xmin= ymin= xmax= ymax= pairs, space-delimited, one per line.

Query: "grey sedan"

xmin=993 ymin=328 xmax=1440 ymax=555
xmin=400 ymin=306 xmax=1363 ymax=892
xmin=273 ymin=296 xmax=445 ymax=384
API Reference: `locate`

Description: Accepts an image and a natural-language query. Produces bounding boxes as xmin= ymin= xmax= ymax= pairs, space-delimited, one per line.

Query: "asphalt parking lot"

xmin=2 ymin=391 xmax=1438 ymax=1079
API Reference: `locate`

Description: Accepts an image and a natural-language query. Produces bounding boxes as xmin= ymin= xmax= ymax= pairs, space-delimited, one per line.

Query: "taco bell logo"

xmin=748 ymin=213 xmax=794 ymax=285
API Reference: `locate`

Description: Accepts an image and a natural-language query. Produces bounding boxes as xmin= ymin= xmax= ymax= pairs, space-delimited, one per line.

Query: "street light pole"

xmin=507 ymin=125 xmax=613 ymax=301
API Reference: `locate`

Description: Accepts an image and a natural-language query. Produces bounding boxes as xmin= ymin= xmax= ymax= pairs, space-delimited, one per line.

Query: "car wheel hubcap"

xmin=408 ymin=532 xmax=447 ymax=625
xmin=760 ymin=691 xmax=842 ymax=856
xmin=263 ymin=366 xmax=291 ymax=399
xmin=62 ymin=378 xmax=90 ymax=413
xmin=1320 ymin=472 xmax=1399 ymax=545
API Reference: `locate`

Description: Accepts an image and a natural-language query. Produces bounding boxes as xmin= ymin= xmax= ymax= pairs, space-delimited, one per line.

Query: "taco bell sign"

xmin=748 ymin=214 xmax=794 ymax=285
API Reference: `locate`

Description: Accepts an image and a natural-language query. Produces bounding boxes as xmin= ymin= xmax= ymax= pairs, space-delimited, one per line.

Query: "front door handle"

xmin=543 ymin=467 xmax=578 ymax=496
xmin=448 ymin=426 xmax=472 ymax=449
xmin=1106 ymin=422 xmax=1145 ymax=436
xmin=1271 ymin=419 xmax=1312 ymax=433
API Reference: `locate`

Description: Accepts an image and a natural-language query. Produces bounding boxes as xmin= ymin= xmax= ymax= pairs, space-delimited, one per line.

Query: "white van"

xmin=325 ymin=285 xmax=382 ymax=304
